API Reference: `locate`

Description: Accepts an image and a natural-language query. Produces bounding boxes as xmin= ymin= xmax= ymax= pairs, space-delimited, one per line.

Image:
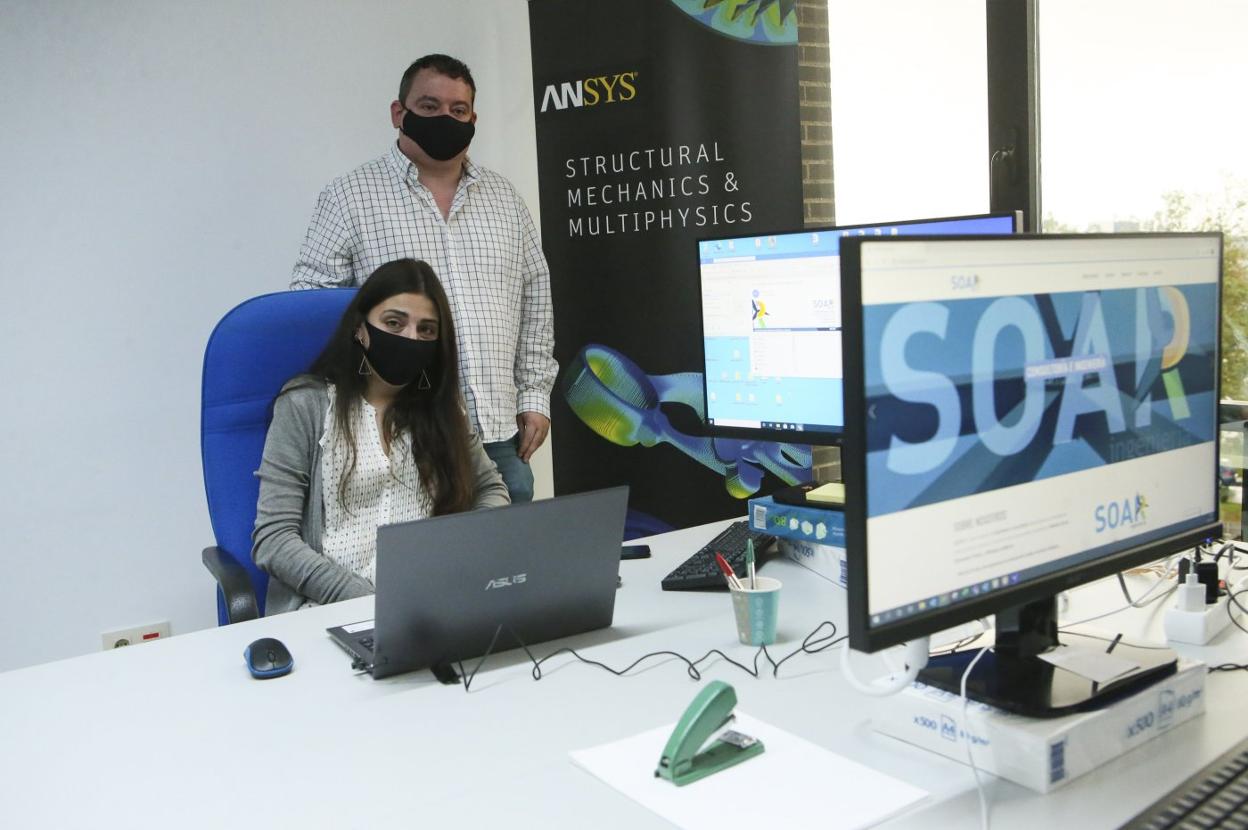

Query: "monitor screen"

xmin=842 ymin=233 xmax=1223 ymax=657
xmin=696 ymin=213 xmax=1021 ymax=443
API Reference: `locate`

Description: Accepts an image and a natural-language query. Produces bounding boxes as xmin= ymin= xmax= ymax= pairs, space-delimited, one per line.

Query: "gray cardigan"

xmin=251 ymin=380 xmax=510 ymax=615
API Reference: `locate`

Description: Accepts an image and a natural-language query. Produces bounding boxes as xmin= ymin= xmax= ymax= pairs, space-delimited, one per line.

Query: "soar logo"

xmin=879 ymin=285 xmax=1195 ymax=476
xmin=752 ymin=290 xmax=769 ymax=328
xmin=1094 ymin=493 xmax=1148 ymax=533
xmin=539 ymin=71 xmax=639 ymax=112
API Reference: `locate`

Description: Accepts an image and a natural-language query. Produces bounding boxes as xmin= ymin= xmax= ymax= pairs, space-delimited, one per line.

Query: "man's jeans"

xmin=483 ymin=432 xmax=534 ymax=503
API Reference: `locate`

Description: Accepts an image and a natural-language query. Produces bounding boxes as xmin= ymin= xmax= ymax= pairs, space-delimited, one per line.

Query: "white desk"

xmin=3 ymin=520 xmax=1247 ymax=828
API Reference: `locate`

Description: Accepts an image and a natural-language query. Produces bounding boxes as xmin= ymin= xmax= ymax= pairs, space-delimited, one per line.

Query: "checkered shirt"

xmin=291 ymin=144 xmax=557 ymax=443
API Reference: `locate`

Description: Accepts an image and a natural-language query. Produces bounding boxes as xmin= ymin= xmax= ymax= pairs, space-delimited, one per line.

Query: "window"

xmin=827 ymin=0 xmax=988 ymax=225
xmin=825 ymin=2 xmax=1246 ymax=529
xmin=1038 ymin=0 xmax=1248 ymax=533
xmin=1038 ymin=0 xmax=1248 ymax=395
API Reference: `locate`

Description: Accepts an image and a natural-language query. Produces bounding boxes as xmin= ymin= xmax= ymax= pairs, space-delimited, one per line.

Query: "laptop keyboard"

xmin=661 ymin=521 xmax=776 ymax=591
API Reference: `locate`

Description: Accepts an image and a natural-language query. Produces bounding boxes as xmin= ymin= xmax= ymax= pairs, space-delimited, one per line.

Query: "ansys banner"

xmin=529 ymin=0 xmax=807 ymax=536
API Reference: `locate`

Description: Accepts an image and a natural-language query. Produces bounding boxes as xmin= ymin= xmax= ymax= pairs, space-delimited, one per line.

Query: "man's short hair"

xmin=399 ymin=54 xmax=477 ymax=105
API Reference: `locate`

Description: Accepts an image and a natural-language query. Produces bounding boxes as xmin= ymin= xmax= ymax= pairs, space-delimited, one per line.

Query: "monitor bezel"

xmin=840 ymin=231 xmax=1224 ymax=652
xmin=694 ymin=212 xmax=1023 ymax=446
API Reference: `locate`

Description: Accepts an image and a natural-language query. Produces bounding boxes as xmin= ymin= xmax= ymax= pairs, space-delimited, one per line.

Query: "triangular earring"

xmin=417 ymin=370 xmax=432 ymax=391
xmin=358 ymin=356 xmax=372 ymax=376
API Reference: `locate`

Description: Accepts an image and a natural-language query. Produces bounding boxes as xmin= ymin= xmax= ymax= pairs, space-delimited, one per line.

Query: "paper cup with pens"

xmin=730 ymin=576 xmax=781 ymax=645
xmin=715 ymin=548 xmax=781 ymax=645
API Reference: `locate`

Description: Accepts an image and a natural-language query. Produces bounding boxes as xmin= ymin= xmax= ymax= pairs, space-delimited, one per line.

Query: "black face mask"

xmin=360 ymin=322 xmax=438 ymax=388
xmin=400 ymin=110 xmax=475 ymax=161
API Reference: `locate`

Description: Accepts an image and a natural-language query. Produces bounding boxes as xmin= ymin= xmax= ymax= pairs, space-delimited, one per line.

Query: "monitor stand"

xmin=915 ymin=596 xmax=1178 ymax=718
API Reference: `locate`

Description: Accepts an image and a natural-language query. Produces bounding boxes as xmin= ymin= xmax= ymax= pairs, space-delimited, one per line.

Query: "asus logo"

xmin=485 ymin=574 xmax=527 ymax=590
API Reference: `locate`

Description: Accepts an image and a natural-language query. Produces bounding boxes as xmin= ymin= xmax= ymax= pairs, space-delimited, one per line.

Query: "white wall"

xmin=0 ymin=0 xmax=551 ymax=672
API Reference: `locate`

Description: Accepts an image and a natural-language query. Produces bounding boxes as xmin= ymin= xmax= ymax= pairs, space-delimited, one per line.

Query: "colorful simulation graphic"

xmin=668 ymin=0 xmax=797 ymax=44
xmin=864 ymin=284 xmax=1217 ymax=518
xmin=563 ymin=344 xmax=812 ymax=501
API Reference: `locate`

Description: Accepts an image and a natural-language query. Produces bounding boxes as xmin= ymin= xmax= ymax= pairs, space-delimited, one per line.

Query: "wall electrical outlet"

xmin=101 ymin=621 xmax=171 ymax=650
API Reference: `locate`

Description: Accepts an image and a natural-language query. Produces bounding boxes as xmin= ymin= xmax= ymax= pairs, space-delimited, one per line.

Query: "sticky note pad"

xmin=806 ymin=482 xmax=844 ymax=505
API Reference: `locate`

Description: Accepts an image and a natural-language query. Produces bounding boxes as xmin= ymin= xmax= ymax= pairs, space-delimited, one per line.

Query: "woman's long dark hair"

xmin=301 ymin=259 xmax=473 ymax=515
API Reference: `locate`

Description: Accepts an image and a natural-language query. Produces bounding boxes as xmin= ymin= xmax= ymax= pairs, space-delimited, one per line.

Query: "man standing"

xmin=291 ymin=54 xmax=556 ymax=502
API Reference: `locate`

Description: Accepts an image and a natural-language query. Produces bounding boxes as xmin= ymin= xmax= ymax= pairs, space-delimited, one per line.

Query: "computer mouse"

xmin=244 ymin=637 xmax=293 ymax=679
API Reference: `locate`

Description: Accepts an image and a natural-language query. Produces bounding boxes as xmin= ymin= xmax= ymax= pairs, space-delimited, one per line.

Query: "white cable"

xmin=839 ymin=637 xmax=930 ymax=697
xmin=960 ymin=646 xmax=992 ymax=830
xmin=1070 ymin=546 xmax=1243 ymax=632
xmin=1062 ymin=554 xmax=1183 ymax=630
xmin=1117 ymin=555 xmax=1182 ymax=608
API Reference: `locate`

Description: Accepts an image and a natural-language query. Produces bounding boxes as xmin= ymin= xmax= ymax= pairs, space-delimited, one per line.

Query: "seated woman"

xmin=253 ymin=258 xmax=509 ymax=612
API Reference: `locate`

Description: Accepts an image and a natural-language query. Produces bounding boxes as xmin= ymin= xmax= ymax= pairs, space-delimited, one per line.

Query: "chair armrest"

xmin=201 ymin=546 xmax=260 ymax=624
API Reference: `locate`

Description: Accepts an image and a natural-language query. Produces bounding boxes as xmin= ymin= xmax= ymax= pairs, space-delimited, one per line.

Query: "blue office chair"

xmin=200 ymin=288 xmax=357 ymax=624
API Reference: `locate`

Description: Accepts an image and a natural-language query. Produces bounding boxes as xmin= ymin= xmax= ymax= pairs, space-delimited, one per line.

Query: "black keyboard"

xmin=661 ymin=521 xmax=776 ymax=591
xmin=1124 ymin=734 xmax=1248 ymax=828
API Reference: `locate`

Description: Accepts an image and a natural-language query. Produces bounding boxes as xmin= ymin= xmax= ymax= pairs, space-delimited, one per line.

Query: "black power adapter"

xmin=1196 ymin=561 xmax=1222 ymax=603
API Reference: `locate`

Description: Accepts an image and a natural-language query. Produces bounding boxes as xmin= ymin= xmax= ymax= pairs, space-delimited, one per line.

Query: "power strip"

xmin=1164 ymin=595 xmax=1231 ymax=644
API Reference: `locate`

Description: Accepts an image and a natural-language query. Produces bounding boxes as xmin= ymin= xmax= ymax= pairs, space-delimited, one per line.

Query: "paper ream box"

xmin=872 ymin=658 xmax=1206 ymax=793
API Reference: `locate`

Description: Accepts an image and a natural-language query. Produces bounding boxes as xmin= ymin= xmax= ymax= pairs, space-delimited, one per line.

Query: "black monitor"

xmin=840 ymin=232 xmax=1223 ymax=716
xmin=696 ymin=213 xmax=1022 ymax=445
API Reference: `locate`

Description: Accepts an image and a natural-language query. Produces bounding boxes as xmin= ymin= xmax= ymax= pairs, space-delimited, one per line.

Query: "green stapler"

xmin=654 ymin=680 xmax=765 ymax=786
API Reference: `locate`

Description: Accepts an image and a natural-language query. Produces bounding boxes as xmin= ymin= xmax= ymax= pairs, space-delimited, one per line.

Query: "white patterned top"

xmin=290 ymin=144 xmax=558 ymax=443
xmin=317 ymin=385 xmax=430 ymax=592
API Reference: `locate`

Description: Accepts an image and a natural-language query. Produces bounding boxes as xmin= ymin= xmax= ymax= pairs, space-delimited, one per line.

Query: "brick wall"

xmin=797 ymin=0 xmax=834 ymax=227
xmin=797 ymin=0 xmax=840 ymax=478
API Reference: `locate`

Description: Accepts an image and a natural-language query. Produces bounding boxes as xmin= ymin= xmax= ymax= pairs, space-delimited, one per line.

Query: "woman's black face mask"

xmin=360 ymin=321 xmax=438 ymax=388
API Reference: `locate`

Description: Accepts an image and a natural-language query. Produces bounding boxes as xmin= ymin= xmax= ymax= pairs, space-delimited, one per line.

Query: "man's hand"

xmin=516 ymin=412 xmax=551 ymax=462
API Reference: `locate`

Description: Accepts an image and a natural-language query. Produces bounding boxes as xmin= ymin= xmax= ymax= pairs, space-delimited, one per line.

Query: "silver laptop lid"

xmin=370 ymin=486 xmax=629 ymax=679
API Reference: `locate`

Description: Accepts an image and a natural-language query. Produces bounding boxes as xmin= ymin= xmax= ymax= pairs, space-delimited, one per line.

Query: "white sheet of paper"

xmin=1038 ymin=646 xmax=1142 ymax=684
xmin=570 ymin=711 xmax=928 ymax=830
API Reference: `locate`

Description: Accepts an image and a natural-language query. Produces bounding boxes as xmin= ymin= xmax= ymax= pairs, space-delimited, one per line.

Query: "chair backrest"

xmin=201 ymin=288 xmax=356 ymax=622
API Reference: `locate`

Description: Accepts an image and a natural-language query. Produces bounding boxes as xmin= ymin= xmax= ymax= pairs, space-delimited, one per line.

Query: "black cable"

xmin=1117 ymin=572 xmax=1136 ymax=605
xmin=929 ymin=630 xmax=989 ymax=657
xmin=448 ymin=544 xmax=1248 ymax=691
xmin=687 ymin=647 xmax=766 ymax=678
xmin=1212 ymin=541 xmax=1237 ymax=567
xmin=452 ymin=620 xmax=842 ymax=691
xmin=1226 ymin=584 xmax=1248 ymax=637
xmin=760 ymin=621 xmax=844 ymax=678
xmin=454 ymin=623 xmax=509 ymax=691
xmin=1113 ymin=559 xmax=1180 ymax=611
xmin=532 ymin=646 xmax=706 ymax=682
xmin=1226 ymin=540 xmax=1248 ymax=569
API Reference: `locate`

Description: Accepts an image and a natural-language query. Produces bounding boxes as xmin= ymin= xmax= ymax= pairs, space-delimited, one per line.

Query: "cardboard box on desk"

xmin=748 ymin=496 xmax=847 ymax=587
xmin=777 ymin=538 xmax=847 ymax=587
xmin=872 ymin=658 xmax=1207 ymax=793
xmin=748 ymin=495 xmax=845 ymax=545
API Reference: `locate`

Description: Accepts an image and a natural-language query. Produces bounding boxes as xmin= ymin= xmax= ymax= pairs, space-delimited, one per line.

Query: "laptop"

xmin=327 ymin=486 xmax=629 ymax=680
